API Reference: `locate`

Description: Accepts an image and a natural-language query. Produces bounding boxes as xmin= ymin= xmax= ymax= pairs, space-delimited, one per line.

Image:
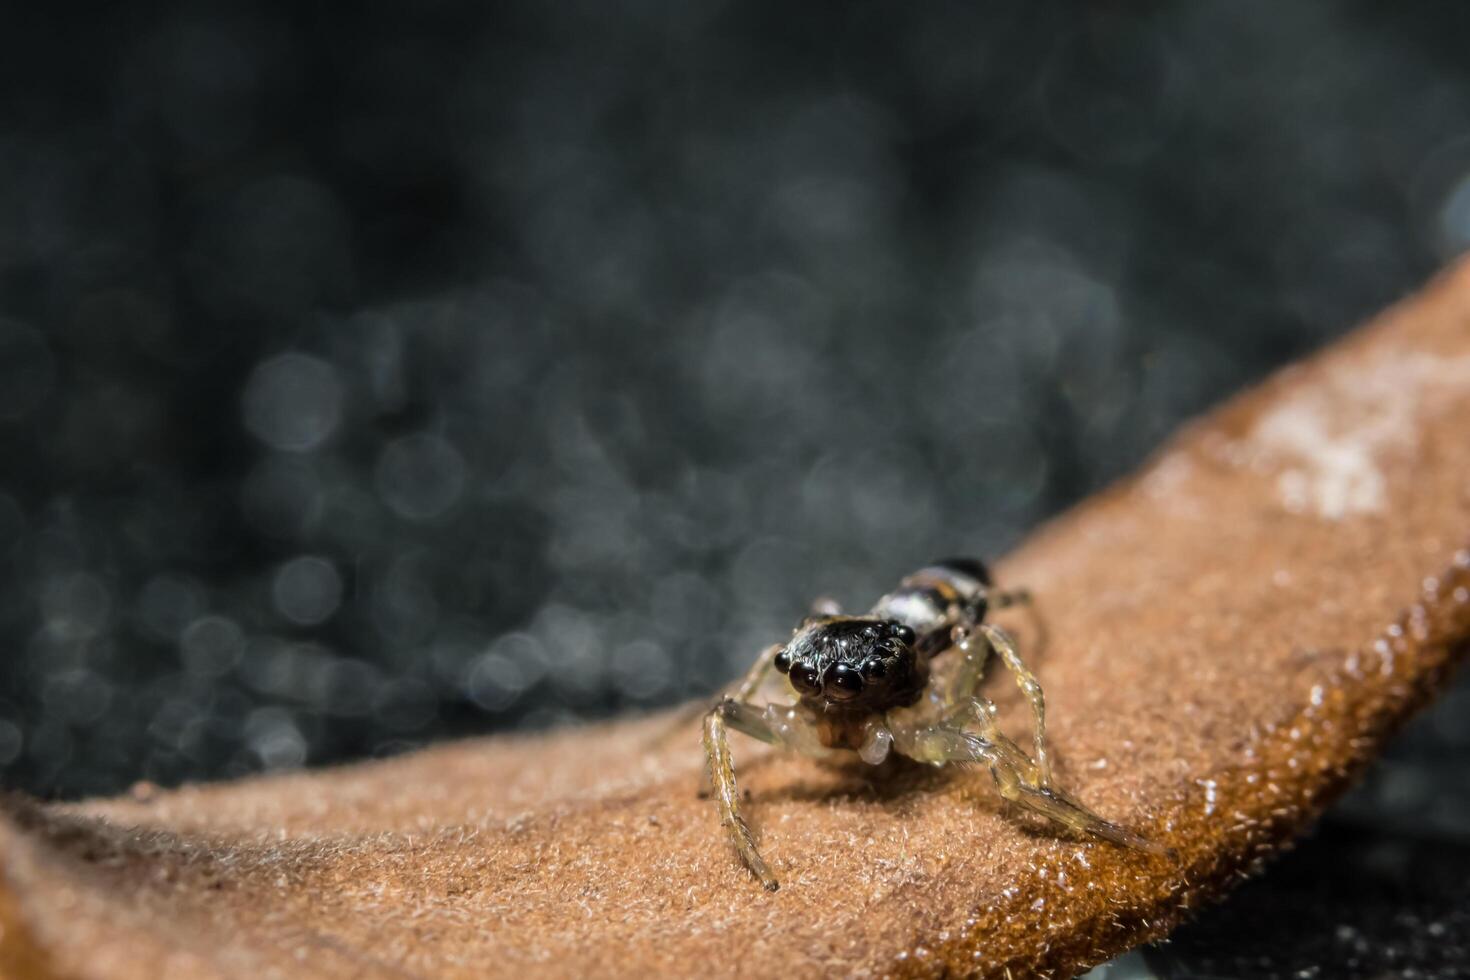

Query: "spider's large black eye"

xmin=890 ymin=623 xmax=916 ymax=646
xmin=824 ymin=662 xmax=864 ymax=700
xmin=789 ymin=662 xmax=822 ymax=696
xmin=861 ymin=658 xmax=888 ymax=680
xmin=773 ymin=649 xmax=792 ymax=674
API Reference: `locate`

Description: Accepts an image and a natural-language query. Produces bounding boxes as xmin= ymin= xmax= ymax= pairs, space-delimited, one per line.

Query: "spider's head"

xmin=775 ymin=617 xmax=925 ymax=711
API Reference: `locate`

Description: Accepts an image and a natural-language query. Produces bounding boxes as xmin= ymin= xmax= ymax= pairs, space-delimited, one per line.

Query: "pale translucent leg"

xmin=990 ymin=586 xmax=1033 ymax=610
xmin=926 ymin=619 xmax=1050 ymax=786
xmin=930 ymin=628 xmax=988 ymax=715
xmin=703 ymin=706 xmax=776 ymax=891
xmin=968 ymin=623 xmax=1051 ymax=787
xmin=890 ymin=699 xmax=1166 ymax=855
xmin=702 ymin=698 xmax=830 ymax=891
xmin=652 ymin=643 xmax=782 ymax=748
xmin=809 ymin=596 xmax=842 ymax=617
xmin=989 ymin=586 xmax=1048 ymax=652
xmin=734 ymin=643 xmax=783 ymax=701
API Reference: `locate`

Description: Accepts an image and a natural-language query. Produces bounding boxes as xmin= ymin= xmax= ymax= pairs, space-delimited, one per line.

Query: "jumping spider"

xmin=703 ymin=557 xmax=1164 ymax=891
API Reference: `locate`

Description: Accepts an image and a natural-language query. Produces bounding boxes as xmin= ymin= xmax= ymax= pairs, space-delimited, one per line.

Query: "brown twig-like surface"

xmin=6 ymin=263 xmax=1470 ymax=979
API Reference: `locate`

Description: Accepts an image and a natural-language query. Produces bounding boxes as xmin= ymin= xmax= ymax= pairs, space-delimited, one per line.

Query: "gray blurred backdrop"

xmin=13 ymin=0 xmax=1470 ymax=797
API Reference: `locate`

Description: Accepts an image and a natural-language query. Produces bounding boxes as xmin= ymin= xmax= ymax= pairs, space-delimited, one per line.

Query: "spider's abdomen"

xmin=872 ymin=557 xmax=991 ymax=649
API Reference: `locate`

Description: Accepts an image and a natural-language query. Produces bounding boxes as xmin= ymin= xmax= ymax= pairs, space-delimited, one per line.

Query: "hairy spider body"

xmin=875 ymin=556 xmax=994 ymax=650
xmin=702 ymin=558 xmax=1163 ymax=891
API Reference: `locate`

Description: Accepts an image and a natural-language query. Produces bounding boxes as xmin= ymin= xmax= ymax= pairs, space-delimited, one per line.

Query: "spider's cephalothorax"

xmin=700 ymin=556 xmax=1166 ymax=891
xmin=775 ymin=617 xmax=925 ymax=713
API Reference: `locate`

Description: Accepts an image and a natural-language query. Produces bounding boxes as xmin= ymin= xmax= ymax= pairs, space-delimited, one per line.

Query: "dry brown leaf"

xmin=5 ymin=262 xmax=1470 ymax=979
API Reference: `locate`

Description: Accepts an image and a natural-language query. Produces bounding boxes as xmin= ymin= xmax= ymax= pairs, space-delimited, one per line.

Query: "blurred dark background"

xmin=4 ymin=4 xmax=1470 ymax=974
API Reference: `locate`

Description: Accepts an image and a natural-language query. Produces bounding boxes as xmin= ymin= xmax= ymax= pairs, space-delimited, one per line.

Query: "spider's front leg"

xmin=703 ymin=704 xmax=777 ymax=891
xmin=652 ymin=642 xmax=784 ymax=749
xmin=889 ymin=699 xmax=1166 ymax=855
xmin=702 ymin=698 xmax=832 ymax=891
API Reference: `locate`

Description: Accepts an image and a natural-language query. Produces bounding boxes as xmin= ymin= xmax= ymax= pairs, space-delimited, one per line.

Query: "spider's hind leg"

xmin=987 ymin=585 xmax=1050 ymax=666
xmin=989 ymin=586 xmax=1034 ymax=612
